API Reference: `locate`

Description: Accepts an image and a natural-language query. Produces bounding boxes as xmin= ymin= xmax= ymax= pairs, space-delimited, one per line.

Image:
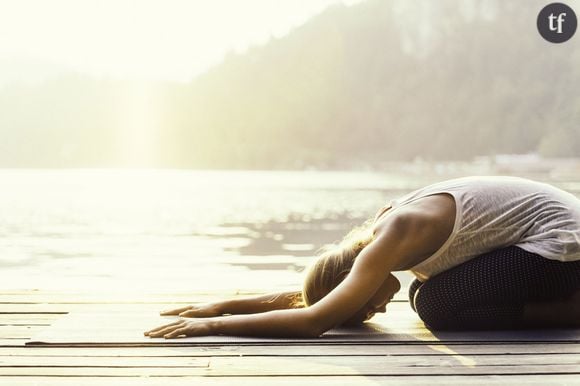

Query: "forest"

xmin=0 ymin=0 xmax=578 ymax=168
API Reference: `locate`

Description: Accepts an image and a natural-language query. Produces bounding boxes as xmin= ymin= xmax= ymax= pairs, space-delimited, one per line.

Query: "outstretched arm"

xmin=160 ymin=291 xmax=303 ymax=318
xmin=144 ymin=217 xmax=408 ymax=340
xmin=145 ymin=206 xmax=450 ymax=339
xmin=146 ymin=306 xmax=320 ymax=338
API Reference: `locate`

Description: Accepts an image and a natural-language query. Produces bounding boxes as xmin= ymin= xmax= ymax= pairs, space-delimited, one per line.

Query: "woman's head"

xmin=302 ymin=219 xmax=374 ymax=307
xmin=300 ymin=218 xmax=400 ymax=325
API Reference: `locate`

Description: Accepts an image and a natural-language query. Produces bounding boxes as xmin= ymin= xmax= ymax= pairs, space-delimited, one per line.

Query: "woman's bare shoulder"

xmin=372 ymin=194 xmax=456 ymax=269
xmin=374 ymin=193 xmax=455 ymax=228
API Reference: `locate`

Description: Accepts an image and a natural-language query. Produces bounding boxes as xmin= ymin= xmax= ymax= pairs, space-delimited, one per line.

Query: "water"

xmin=0 ymin=169 xmax=422 ymax=292
xmin=1 ymin=169 xmax=578 ymax=293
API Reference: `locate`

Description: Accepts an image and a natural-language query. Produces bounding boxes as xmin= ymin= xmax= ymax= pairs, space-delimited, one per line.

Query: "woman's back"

xmin=387 ymin=176 xmax=580 ymax=280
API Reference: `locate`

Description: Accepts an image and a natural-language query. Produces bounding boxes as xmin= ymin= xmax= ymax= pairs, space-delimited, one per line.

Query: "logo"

xmin=537 ymin=3 xmax=577 ymax=43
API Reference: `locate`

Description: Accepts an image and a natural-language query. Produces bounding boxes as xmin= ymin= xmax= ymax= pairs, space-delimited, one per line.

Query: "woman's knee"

xmin=413 ymin=282 xmax=461 ymax=330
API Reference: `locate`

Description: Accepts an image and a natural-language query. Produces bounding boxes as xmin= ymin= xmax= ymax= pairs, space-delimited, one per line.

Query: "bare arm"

xmin=144 ymin=221 xmax=408 ymax=340
xmin=221 ymin=291 xmax=304 ymax=314
xmin=146 ymin=306 xmax=320 ymax=338
xmin=162 ymin=291 xmax=304 ymax=318
xmin=146 ymin=207 xmax=450 ymax=339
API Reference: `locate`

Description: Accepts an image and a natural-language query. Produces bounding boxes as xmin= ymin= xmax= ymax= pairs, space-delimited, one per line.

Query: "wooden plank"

xmin=2 ymin=366 xmax=580 ymax=377
xmin=4 ymin=343 xmax=580 ymax=357
xmin=0 ymin=367 xmax=210 ymax=376
xmin=15 ymin=375 xmax=580 ymax=386
xmin=0 ymin=314 xmax=60 ymax=320
xmin=0 ymin=339 xmax=28 ymax=346
xmin=0 ymin=375 xmax=576 ymax=386
xmin=220 ymin=360 xmax=555 ymax=376
xmin=3 ymin=353 xmax=580 ymax=368
xmin=0 ymin=314 xmax=58 ymax=325
xmin=0 ymin=304 xmax=70 ymax=313
xmin=205 ymin=355 xmax=580 ymax=376
xmin=0 ymin=356 xmax=211 ymax=367
xmin=0 ymin=323 xmax=51 ymax=327
xmin=0 ymin=326 xmax=45 ymax=339
xmin=1 ymin=356 xmax=580 ymax=376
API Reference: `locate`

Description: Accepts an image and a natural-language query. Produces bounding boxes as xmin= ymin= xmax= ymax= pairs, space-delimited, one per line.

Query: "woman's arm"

xmin=161 ymin=291 xmax=303 ymax=317
xmin=146 ymin=307 xmax=320 ymax=339
xmin=145 ymin=216 xmax=412 ymax=339
xmin=144 ymin=221 xmax=409 ymax=340
xmin=145 ymin=206 xmax=451 ymax=339
xmin=220 ymin=291 xmax=304 ymax=314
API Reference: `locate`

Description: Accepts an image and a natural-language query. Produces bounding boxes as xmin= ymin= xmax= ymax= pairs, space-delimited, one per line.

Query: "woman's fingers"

xmin=162 ymin=322 xmax=212 ymax=339
xmin=163 ymin=327 xmax=189 ymax=339
xmin=146 ymin=324 xmax=183 ymax=338
xmin=146 ymin=320 xmax=213 ymax=339
xmin=144 ymin=321 xmax=181 ymax=336
xmin=179 ymin=309 xmax=209 ymax=317
xmin=144 ymin=320 xmax=184 ymax=336
xmin=160 ymin=305 xmax=192 ymax=316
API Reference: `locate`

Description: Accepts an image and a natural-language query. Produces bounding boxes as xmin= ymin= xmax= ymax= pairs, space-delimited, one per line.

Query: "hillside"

xmin=1 ymin=0 xmax=578 ymax=168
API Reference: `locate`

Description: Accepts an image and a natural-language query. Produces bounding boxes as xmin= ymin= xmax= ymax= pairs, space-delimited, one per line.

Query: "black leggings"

xmin=408 ymin=246 xmax=580 ymax=330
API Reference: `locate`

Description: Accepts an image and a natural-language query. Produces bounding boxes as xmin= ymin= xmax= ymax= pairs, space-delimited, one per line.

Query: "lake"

xmin=1 ymin=169 xmax=578 ymax=295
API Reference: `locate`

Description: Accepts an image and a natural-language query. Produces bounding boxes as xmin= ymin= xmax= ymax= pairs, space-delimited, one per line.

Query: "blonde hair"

xmin=299 ymin=218 xmax=375 ymax=307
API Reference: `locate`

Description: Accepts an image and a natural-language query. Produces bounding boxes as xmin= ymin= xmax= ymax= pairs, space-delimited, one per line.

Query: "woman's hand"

xmin=144 ymin=318 xmax=215 ymax=339
xmin=160 ymin=303 xmax=223 ymax=318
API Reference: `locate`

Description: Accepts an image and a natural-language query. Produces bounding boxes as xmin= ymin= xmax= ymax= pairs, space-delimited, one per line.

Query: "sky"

xmin=0 ymin=0 xmax=363 ymax=85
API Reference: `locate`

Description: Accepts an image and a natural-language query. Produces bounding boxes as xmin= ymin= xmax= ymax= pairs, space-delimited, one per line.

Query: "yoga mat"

xmin=27 ymin=304 xmax=580 ymax=346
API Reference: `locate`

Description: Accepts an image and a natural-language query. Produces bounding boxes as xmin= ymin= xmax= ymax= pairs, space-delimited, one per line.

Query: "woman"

xmin=145 ymin=175 xmax=580 ymax=339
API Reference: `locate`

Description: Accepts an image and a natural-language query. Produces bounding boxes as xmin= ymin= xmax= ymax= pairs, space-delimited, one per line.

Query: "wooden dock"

xmin=2 ymin=289 xmax=580 ymax=385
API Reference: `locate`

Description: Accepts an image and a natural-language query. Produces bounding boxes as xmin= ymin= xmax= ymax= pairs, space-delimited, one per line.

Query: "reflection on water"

xmin=198 ymin=212 xmax=364 ymax=258
xmin=196 ymin=213 xmax=366 ymax=272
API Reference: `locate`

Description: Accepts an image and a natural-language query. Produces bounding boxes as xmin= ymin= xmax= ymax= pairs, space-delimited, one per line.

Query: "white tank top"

xmin=388 ymin=176 xmax=580 ymax=281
